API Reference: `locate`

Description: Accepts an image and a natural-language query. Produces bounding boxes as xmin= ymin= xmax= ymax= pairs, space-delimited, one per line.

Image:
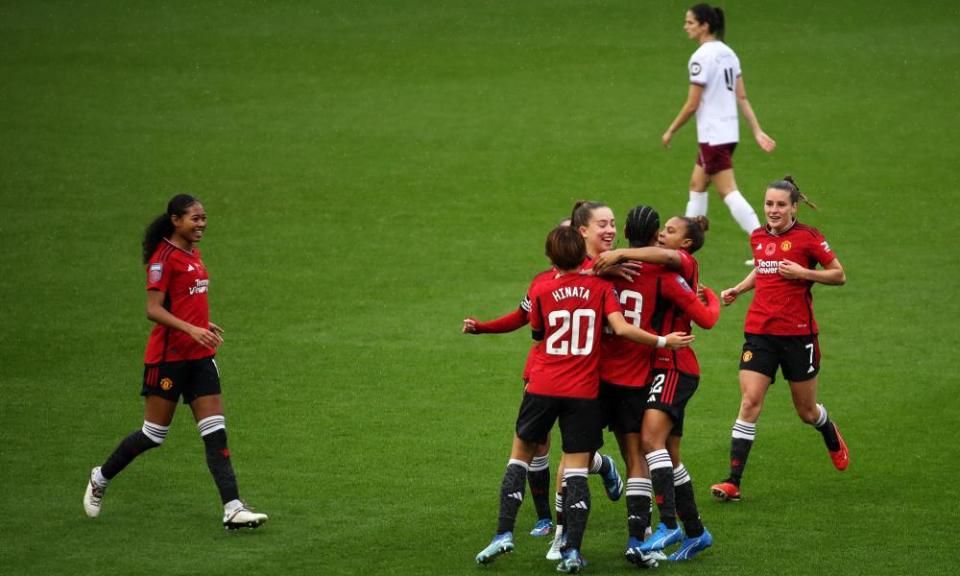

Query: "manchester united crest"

xmin=780 ymin=240 xmax=792 ymax=252
xmin=160 ymin=377 xmax=173 ymax=391
xmin=742 ymin=351 xmax=753 ymax=363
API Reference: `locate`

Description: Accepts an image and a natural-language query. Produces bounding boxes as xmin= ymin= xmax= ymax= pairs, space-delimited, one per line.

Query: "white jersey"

xmin=688 ymin=40 xmax=741 ymax=145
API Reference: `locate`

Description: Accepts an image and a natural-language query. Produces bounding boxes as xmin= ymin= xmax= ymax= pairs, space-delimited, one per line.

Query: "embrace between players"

xmin=464 ymin=179 xmax=849 ymax=572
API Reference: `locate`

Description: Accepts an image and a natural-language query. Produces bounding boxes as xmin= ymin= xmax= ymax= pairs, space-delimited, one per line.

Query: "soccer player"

xmin=710 ymin=176 xmax=849 ymax=503
xmin=475 ymin=226 xmax=693 ymax=573
xmin=595 ymin=211 xmax=719 ymax=562
xmin=662 ymin=3 xmax=776 ymax=246
xmin=83 ymin=194 xmax=267 ymax=529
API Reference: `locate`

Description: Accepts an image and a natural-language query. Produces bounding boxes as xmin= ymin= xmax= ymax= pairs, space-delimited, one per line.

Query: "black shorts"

xmin=739 ymin=333 xmax=820 ymax=383
xmin=142 ymin=357 xmax=221 ymax=404
xmin=600 ymin=381 xmax=648 ymax=434
xmin=515 ymin=392 xmax=604 ymax=454
xmin=646 ymin=369 xmax=699 ymax=437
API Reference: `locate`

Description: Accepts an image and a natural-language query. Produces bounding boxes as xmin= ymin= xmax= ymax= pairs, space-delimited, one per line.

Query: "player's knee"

xmin=140 ymin=421 xmax=169 ymax=448
xmin=739 ymin=397 xmax=763 ymax=419
xmin=796 ymin=405 xmax=819 ymax=424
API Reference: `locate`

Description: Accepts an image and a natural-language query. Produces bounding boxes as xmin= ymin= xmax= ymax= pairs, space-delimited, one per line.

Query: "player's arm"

xmin=594 ymin=247 xmax=683 ymax=274
xmin=735 ymin=76 xmax=776 ymax=153
xmin=673 ymin=284 xmax=721 ymax=329
xmin=720 ymin=269 xmax=757 ymax=306
xmin=606 ymin=312 xmax=694 ymax=350
xmin=662 ymin=83 xmax=704 ymax=148
xmin=146 ymin=289 xmax=222 ymax=349
xmin=463 ymin=307 xmax=529 ymax=334
xmin=778 ymin=257 xmax=846 ymax=286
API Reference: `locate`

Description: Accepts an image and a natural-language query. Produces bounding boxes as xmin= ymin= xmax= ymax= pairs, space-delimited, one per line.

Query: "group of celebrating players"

xmin=464 ymin=3 xmax=849 ymax=573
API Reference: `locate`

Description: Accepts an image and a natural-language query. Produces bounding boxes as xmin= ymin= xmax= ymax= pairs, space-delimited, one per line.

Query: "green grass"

xmin=2 ymin=1 xmax=959 ymax=574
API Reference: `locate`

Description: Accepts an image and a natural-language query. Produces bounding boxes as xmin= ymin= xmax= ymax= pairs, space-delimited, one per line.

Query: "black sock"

xmin=496 ymin=461 xmax=528 ymax=534
xmin=729 ymin=419 xmax=756 ymax=486
xmin=202 ymin=429 xmax=240 ymax=504
xmin=528 ymin=456 xmax=552 ymax=521
xmin=673 ymin=464 xmax=704 ymax=537
xmin=812 ymin=404 xmax=840 ymax=451
xmin=646 ymin=450 xmax=677 ymax=528
xmin=562 ymin=471 xmax=590 ymax=550
xmin=626 ymin=477 xmax=652 ymax=539
xmin=101 ymin=429 xmax=160 ymax=480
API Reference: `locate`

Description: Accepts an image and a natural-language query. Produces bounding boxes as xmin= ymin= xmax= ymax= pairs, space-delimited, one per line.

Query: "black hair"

xmin=570 ymin=200 xmax=609 ymax=230
xmin=624 ymin=205 xmax=661 ymax=248
xmin=768 ymin=175 xmax=818 ymax=210
xmin=142 ymin=194 xmax=200 ymax=264
xmin=545 ymin=225 xmax=586 ymax=271
xmin=690 ymin=3 xmax=726 ymax=40
xmin=679 ymin=215 xmax=709 ymax=254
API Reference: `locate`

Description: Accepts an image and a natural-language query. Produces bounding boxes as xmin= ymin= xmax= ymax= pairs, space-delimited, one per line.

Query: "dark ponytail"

xmin=624 ymin=205 xmax=660 ymax=248
xmin=142 ymin=194 xmax=200 ymax=263
xmin=769 ymin=175 xmax=818 ymax=210
xmin=680 ymin=215 xmax=709 ymax=254
xmin=690 ymin=3 xmax=726 ymax=40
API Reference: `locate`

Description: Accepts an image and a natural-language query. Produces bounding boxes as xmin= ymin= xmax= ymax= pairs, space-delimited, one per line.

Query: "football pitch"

xmin=1 ymin=1 xmax=958 ymax=574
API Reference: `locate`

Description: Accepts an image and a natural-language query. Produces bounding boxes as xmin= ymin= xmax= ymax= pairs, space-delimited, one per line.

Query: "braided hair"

xmin=624 ymin=205 xmax=661 ymax=248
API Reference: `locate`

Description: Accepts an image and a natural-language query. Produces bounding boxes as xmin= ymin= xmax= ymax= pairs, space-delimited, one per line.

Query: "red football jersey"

xmin=652 ymin=250 xmax=706 ymax=375
xmin=144 ymin=239 xmax=214 ymax=363
xmin=746 ymin=223 xmax=836 ymax=335
xmin=527 ymin=273 xmax=621 ymax=399
xmin=599 ymin=265 xmax=660 ymax=388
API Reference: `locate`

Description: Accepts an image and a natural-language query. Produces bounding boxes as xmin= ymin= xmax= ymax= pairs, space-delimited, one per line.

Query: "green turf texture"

xmin=1 ymin=1 xmax=958 ymax=574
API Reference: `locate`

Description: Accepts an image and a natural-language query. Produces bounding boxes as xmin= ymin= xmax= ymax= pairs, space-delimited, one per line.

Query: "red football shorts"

xmin=696 ymin=142 xmax=737 ymax=175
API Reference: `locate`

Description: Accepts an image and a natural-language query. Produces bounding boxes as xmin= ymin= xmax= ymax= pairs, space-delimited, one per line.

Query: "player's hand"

xmin=665 ymin=331 xmax=695 ymax=349
xmin=462 ymin=317 xmax=479 ymax=334
xmin=755 ymin=131 xmax=776 ymax=153
xmin=777 ymin=259 xmax=806 ymax=281
xmin=697 ymin=283 xmax=708 ymax=305
xmin=720 ymin=287 xmax=739 ymax=305
xmin=209 ymin=322 xmax=224 ymax=338
xmin=662 ymin=130 xmax=674 ymax=148
xmin=592 ymin=250 xmax=623 ymax=274
xmin=189 ymin=325 xmax=223 ymax=350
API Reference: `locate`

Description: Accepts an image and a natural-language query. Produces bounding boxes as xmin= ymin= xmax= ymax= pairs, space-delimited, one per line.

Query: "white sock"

xmin=92 ymin=467 xmax=109 ymax=487
xmin=686 ymin=191 xmax=709 ymax=217
xmin=724 ymin=190 xmax=761 ymax=234
xmin=589 ymin=452 xmax=604 ymax=474
xmin=224 ymin=498 xmax=243 ymax=513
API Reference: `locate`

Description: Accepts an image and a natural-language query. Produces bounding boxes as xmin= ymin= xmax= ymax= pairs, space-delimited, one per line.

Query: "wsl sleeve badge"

xmin=148 ymin=263 xmax=163 ymax=284
xmin=676 ymin=275 xmax=693 ymax=293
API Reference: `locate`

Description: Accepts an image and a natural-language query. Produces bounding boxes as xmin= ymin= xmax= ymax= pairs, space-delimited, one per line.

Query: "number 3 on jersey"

xmin=546 ymin=309 xmax=597 ymax=356
xmin=620 ymin=289 xmax=643 ymax=328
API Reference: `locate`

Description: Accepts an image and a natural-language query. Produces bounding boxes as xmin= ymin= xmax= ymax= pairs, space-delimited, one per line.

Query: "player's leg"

xmin=528 ymin=438 xmax=554 ymax=536
xmin=711 ymin=369 xmax=772 ymax=501
xmin=711 ymin=152 xmax=761 ymax=235
xmin=188 ymin=359 xmax=267 ymax=529
xmin=478 ymin=394 xmax=550 ymax=564
xmin=638 ymin=408 xmax=683 ymax=552
xmin=685 ymin=162 xmax=711 ymax=217
xmin=789 ymin=377 xmax=849 ymax=470
xmin=84 ymin=367 xmax=178 ymax=518
xmin=623 ymin=431 xmax=658 ymax=567
xmin=555 ymin=397 xmax=603 ymax=573
xmin=666 ymin=436 xmax=712 ymax=560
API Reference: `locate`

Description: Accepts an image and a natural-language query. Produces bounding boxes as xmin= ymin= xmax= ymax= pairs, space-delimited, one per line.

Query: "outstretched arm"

xmin=607 ymin=312 xmax=694 ymax=349
xmin=678 ymin=286 xmax=721 ymax=329
xmin=721 ymin=269 xmax=757 ymax=306
xmin=594 ymin=247 xmax=683 ymax=274
xmin=463 ymin=307 xmax=529 ymax=334
xmin=736 ymin=76 xmax=776 ymax=153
